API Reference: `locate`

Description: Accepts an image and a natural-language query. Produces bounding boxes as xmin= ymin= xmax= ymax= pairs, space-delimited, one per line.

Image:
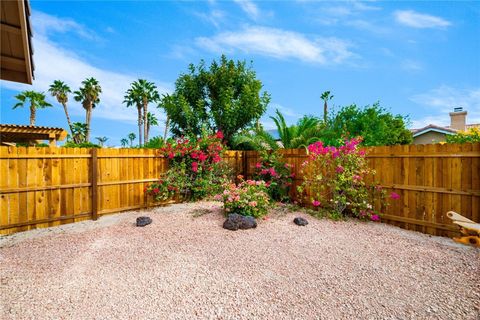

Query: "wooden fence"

xmin=1 ymin=144 xmax=479 ymax=237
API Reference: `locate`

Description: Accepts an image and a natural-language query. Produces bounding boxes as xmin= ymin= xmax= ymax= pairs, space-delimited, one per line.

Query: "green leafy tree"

xmin=12 ymin=91 xmax=52 ymax=125
xmin=320 ymin=91 xmax=334 ymax=124
xmin=95 ymin=136 xmax=108 ymax=147
xmin=49 ymin=80 xmax=76 ymax=140
xmin=74 ymin=77 xmax=102 ymax=142
xmin=320 ymin=102 xmax=412 ymax=146
xmin=160 ymin=55 xmax=270 ymax=146
xmin=127 ymin=132 xmax=136 ymax=147
xmin=123 ymin=79 xmax=160 ymax=146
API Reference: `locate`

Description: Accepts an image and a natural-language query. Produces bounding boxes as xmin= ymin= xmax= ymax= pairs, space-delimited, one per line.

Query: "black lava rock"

xmin=136 ymin=216 xmax=152 ymax=227
xmin=293 ymin=217 xmax=308 ymax=226
xmin=223 ymin=213 xmax=257 ymax=231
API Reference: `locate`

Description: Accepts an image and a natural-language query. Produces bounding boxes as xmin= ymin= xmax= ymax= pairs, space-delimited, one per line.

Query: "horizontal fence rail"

xmin=1 ymin=143 xmax=479 ymax=238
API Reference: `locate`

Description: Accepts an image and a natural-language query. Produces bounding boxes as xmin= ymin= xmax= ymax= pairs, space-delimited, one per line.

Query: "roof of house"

xmin=411 ymin=124 xmax=458 ymax=137
xmin=0 ymin=0 xmax=34 ymax=84
xmin=0 ymin=124 xmax=67 ymax=142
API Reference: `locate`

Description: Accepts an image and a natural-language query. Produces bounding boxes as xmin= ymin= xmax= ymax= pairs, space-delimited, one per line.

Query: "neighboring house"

xmin=411 ymin=108 xmax=480 ymax=145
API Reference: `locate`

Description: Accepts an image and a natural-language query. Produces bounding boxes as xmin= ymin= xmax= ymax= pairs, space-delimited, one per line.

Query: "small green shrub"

xmin=63 ymin=141 xmax=101 ymax=148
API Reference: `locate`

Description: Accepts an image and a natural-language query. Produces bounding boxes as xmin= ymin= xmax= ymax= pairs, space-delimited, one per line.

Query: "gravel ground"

xmin=1 ymin=202 xmax=479 ymax=320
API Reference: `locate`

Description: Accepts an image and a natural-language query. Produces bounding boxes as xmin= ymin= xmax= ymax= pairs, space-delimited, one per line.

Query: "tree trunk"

xmin=62 ymin=102 xmax=78 ymax=143
xmin=86 ymin=104 xmax=92 ymax=142
xmin=29 ymin=104 xmax=36 ymax=126
xmin=323 ymin=101 xmax=328 ymax=124
xmin=137 ymin=106 xmax=143 ymax=146
xmin=143 ymin=102 xmax=148 ymax=143
xmin=163 ymin=115 xmax=170 ymax=141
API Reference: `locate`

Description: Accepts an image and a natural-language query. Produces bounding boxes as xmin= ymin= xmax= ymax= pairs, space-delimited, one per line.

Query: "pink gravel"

xmin=1 ymin=202 xmax=479 ymax=319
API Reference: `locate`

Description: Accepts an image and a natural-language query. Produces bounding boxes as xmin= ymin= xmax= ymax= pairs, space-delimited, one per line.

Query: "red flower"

xmin=192 ymin=161 xmax=199 ymax=172
xmin=153 ymin=188 xmax=160 ymax=194
xmin=216 ymin=131 xmax=224 ymax=140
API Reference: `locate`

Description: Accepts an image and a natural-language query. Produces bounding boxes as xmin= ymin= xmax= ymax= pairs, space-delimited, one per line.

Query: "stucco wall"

xmin=412 ymin=131 xmax=447 ymax=145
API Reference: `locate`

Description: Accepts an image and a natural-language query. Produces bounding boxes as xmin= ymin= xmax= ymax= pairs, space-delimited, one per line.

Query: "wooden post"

xmin=91 ymin=148 xmax=98 ymax=220
xmin=242 ymin=151 xmax=248 ymax=179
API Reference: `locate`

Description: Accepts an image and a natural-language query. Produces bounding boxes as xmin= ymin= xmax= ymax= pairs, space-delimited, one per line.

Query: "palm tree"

xmin=120 ymin=138 xmax=129 ymax=148
xmin=123 ymin=79 xmax=160 ymax=146
xmin=233 ymin=110 xmax=324 ymax=150
xmin=74 ymin=77 xmax=102 ymax=142
xmin=127 ymin=132 xmax=136 ymax=147
xmin=146 ymin=112 xmax=158 ymax=141
xmin=12 ymin=91 xmax=52 ymax=125
xmin=320 ymin=91 xmax=334 ymax=124
xmin=71 ymin=122 xmax=88 ymax=143
xmin=48 ymin=80 xmax=76 ymax=141
xmin=95 ymin=136 xmax=108 ymax=147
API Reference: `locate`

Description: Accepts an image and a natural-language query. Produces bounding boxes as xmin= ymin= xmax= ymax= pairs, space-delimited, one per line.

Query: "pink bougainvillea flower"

xmin=335 ymin=166 xmax=344 ymax=173
xmin=390 ymin=192 xmax=400 ymax=200
xmin=370 ymin=214 xmax=380 ymax=221
xmin=312 ymin=200 xmax=321 ymax=207
xmin=255 ymin=162 xmax=262 ymax=169
xmin=168 ymin=152 xmax=175 ymax=159
xmin=192 ymin=161 xmax=198 ymax=173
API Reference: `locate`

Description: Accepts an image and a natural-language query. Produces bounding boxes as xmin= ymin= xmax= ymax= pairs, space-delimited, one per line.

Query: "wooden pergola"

xmin=0 ymin=124 xmax=67 ymax=147
xmin=1 ymin=0 xmax=34 ymax=84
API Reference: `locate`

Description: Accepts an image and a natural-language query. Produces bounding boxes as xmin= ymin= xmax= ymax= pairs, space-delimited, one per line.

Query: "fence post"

xmin=91 ymin=148 xmax=98 ymax=220
xmin=242 ymin=151 xmax=248 ymax=178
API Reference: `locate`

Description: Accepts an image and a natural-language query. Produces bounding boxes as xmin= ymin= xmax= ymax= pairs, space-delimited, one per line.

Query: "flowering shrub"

xmin=145 ymin=179 xmax=177 ymax=202
xmin=297 ymin=138 xmax=391 ymax=220
xmin=446 ymin=127 xmax=480 ymax=143
xmin=253 ymin=150 xmax=294 ymax=202
xmin=219 ymin=176 xmax=271 ymax=218
xmin=146 ymin=130 xmax=232 ymax=201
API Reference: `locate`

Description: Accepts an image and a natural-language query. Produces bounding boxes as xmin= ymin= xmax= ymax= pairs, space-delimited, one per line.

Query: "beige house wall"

xmin=412 ymin=131 xmax=449 ymax=145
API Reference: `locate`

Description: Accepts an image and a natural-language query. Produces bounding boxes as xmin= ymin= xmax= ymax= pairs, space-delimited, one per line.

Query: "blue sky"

xmin=1 ymin=0 xmax=479 ymax=146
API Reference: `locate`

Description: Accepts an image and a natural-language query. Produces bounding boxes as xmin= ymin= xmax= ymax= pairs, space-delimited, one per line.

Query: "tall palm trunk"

xmin=86 ymin=104 xmax=92 ymax=142
xmin=163 ymin=115 xmax=170 ymax=141
xmin=143 ymin=101 xmax=148 ymax=143
xmin=137 ymin=106 xmax=143 ymax=146
xmin=62 ymin=102 xmax=77 ymax=143
xmin=29 ymin=104 xmax=36 ymax=126
xmin=323 ymin=101 xmax=328 ymax=124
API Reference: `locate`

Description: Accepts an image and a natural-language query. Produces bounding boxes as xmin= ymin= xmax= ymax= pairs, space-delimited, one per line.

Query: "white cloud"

xmin=401 ymin=59 xmax=423 ymax=72
xmin=234 ymin=0 xmax=260 ymax=20
xmin=196 ymin=26 xmax=354 ymax=64
xmin=32 ymin=10 xmax=99 ymax=41
xmin=394 ymin=10 xmax=451 ymax=29
xmin=1 ymin=11 xmax=171 ymax=124
xmin=194 ymin=9 xmax=226 ymax=27
xmin=268 ymin=103 xmax=301 ymax=119
xmin=410 ymin=86 xmax=480 ymax=127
